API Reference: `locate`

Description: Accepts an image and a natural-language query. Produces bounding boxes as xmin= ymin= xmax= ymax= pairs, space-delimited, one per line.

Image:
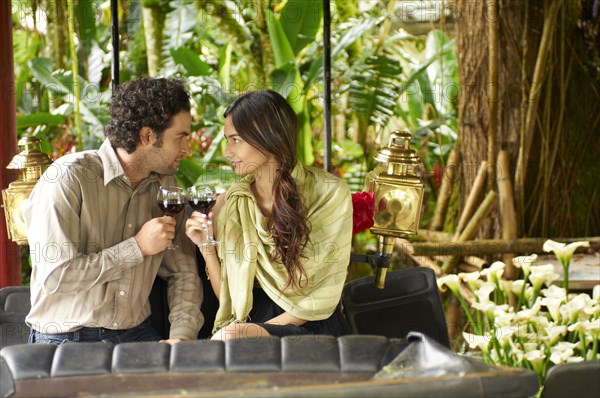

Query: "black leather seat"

xmin=342 ymin=267 xmax=451 ymax=348
xmin=542 ymin=361 xmax=600 ymax=398
xmin=0 ymin=335 xmax=540 ymax=398
xmin=0 ymin=287 xmax=31 ymax=348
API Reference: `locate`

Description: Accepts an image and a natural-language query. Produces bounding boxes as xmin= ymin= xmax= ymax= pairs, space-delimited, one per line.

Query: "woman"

xmin=186 ymin=90 xmax=353 ymax=341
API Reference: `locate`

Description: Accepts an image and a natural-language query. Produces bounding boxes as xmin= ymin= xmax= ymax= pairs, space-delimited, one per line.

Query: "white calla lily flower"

xmin=481 ymin=261 xmax=505 ymax=283
xmin=513 ymin=254 xmax=537 ymax=274
xmin=437 ymin=274 xmax=461 ymax=294
xmin=524 ymin=350 xmax=546 ymax=374
xmin=543 ymin=239 xmax=590 ymax=264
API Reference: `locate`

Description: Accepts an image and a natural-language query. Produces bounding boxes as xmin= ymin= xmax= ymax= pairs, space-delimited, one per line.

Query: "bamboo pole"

xmin=406 ymin=236 xmax=600 ymax=257
xmin=431 ymin=149 xmax=460 ymax=231
xmin=443 ymin=191 xmax=498 ymax=273
xmin=487 ymin=0 xmax=499 ymax=192
xmin=453 ymin=162 xmax=488 ymax=241
xmin=458 ymin=263 xmax=482 ymax=273
xmin=515 ymin=0 xmax=562 ymax=230
xmin=414 ymin=229 xmax=452 ymax=242
xmin=446 ymin=295 xmax=462 ymax=346
xmin=464 ymin=256 xmax=488 ymax=270
xmin=497 ymin=150 xmax=518 ymax=279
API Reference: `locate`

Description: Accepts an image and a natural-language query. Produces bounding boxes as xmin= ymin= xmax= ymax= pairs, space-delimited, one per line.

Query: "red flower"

xmin=351 ymin=191 xmax=375 ymax=234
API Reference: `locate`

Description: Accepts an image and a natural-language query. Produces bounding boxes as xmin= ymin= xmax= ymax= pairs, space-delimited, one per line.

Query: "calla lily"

xmin=513 ymin=254 xmax=537 ymax=275
xmin=543 ymin=239 xmax=590 ymax=262
xmin=481 ymin=261 xmax=505 ymax=284
xmin=566 ymin=356 xmax=585 ymax=363
xmin=550 ymin=346 xmax=575 ymax=365
xmin=458 ymin=271 xmax=481 ymax=291
xmin=541 ymin=285 xmax=567 ymax=300
xmin=524 ymin=350 xmax=546 ymax=375
xmin=528 ymin=264 xmax=559 ymax=293
xmin=462 ymin=332 xmax=490 ymax=353
xmin=515 ymin=297 xmax=542 ymax=322
xmin=474 ymin=282 xmax=496 ymax=303
xmin=541 ymin=324 xmax=568 ymax=347
xmin=437 ymin=274 xmax=461 ymax=294
xmin=543 ymin=239 xmax=590 ymax=290
xmin=540 ymin=297 xmax=564 ymax=322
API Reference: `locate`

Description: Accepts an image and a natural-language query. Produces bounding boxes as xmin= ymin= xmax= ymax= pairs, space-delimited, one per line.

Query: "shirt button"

xmin=119 ymin=290 xmax=125 ymax=296
xmin=128 ymin=223 xmax=132 ymax=228
xmin=113 ymin=322 xmax=118 ymax=327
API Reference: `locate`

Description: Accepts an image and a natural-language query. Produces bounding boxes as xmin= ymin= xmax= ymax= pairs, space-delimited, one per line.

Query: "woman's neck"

xmin=251 ymin=165 xmax=276 ymax=217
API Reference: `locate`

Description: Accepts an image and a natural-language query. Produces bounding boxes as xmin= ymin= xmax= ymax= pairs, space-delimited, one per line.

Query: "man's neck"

xmin=115 ymin=147 xmax=149 ymax=188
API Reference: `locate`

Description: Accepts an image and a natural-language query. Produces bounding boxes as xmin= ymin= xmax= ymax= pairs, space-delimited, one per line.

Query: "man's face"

xmin=146 ymin=111 xmax=191 ymax=176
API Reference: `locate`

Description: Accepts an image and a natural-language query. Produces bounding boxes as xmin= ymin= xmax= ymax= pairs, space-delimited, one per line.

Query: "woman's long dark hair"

xmin=224 ymin=90 xmax=311 ymax=291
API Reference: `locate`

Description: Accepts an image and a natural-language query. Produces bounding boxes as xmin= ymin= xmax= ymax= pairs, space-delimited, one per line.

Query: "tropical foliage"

xmin=12 ymin=1 xmax=457 ymax=276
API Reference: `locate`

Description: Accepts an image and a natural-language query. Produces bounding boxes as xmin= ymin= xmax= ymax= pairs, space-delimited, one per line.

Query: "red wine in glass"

xmin=188 ymin=198 xmax=216 ymax=214
xmin=157 ymin=186 xmax=187 ymax=250
xmin=187 ymin=185 xmax=218 ymax=246
xmin=158 ymin=200 xmax=186 ymax=216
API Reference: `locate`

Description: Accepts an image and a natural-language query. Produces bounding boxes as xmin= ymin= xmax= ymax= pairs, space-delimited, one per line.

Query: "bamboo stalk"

xmin=431 ymin=149 xmax=459 ymax=231
xmin=446 ymin=295 xmax=461 ymax=345
xmin=487 ymin=0 xmax=499 ymax=191
xmin=515 ymin=0 xmax=562 ymax=228
xmin=67 ymin=0 xmax=82 ymax=150
xmin=414 ymin=229 xmax=452 ymax=242
xmin=443 ymin=191 xmax=498 ymax=273
xmin=464 ymin=256 xmax=488 ymax=270
xmin=497 ymin=150 xmax=518 ymax=279
xmin=458 ymin=263 xmax=482 ymax=273
xmin=407 ymin=236 xmax=600 ymax=256
xmin=453 ymin=162 xmax=488 ymax=241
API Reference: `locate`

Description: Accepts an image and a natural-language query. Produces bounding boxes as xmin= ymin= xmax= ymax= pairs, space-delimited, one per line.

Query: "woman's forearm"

xmin=266 ymin=312 xmax=307 ymax=326
xmin=200 ymin=245 xmax=221 ymax=299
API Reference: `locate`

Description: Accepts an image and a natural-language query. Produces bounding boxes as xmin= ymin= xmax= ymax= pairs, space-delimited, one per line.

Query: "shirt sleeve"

xmin=25 ymin=167 xmax=144 ymax=295
xmin=158 ymin=210 xmax=203 ymax=340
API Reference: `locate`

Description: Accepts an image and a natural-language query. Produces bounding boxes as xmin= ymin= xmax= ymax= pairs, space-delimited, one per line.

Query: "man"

xmin=25 ymin=77 xmax=203 ymax=344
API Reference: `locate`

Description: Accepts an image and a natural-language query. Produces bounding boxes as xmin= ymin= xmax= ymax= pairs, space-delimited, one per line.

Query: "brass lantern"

xmin=366 ymin=131 xmax=424 ymax=288
xmin=2 ymin=136 xmax=53 ymax=245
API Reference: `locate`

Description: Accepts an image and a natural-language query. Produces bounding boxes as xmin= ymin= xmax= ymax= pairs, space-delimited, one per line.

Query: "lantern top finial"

xmin=374 ymin=131 xmax=421 ymax=167
xmin=6 ymin=136 xmax=53 ymax=170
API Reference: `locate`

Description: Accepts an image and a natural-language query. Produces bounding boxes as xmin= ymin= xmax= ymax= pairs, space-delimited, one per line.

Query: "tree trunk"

xmin=142 ymin=2 xmax=165 ymax=77
xmin=455 ymin=0 xmax=600 ymax=239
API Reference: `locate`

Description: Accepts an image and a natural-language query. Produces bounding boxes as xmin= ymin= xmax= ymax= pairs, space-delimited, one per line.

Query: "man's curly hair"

xmin=104 ymin=77 xmax=191 ymax=153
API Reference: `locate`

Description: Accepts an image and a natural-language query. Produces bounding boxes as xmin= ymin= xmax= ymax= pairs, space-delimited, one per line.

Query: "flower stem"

xmin=516 ymin=271 xmax=529 ymax=310
xmin=455 ymin=292 xmax=481 ymax=335
xmin=561 ymin=261 xmax=569 ymax=292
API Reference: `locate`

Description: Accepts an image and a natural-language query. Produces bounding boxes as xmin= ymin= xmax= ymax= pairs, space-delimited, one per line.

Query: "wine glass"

xmin=156 ymin=186 xmax=187 ymax=250
xmin=187 ymin=185 xmax=218 ymax=246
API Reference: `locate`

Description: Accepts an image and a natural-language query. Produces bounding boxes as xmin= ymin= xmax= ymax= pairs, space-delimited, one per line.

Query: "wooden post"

xmin=0 ymin=0 xmax=21 ymax=287
xmin=442 ymin=191 xmax=498 ymax=273
xmin=431 ymin=149 xmax=459 ymax=231
xmin=453 ymin=162 xmax=488 ymax=241
xmin=497 ymin=150 xmax=518 ymax=279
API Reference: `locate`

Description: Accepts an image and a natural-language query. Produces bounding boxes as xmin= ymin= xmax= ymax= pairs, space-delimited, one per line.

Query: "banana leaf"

xmin=304 ymin=16 xmax=384 ymax=90
xmin=265 ymin=8 xmax=295 ymax=68
xmin=171 ymin=47 xmax=212 ymax=76
xmin=16 ymin=113 xmax=65 ymax=130
xmin=280 ymin=0 xmax=323 ymax=56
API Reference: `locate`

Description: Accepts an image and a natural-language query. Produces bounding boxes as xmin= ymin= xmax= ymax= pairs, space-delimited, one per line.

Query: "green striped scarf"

xmin=213 ymin=163 xmax=353 ymax=333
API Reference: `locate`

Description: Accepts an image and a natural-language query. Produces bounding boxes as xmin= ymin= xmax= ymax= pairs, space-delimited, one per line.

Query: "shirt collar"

xmin=99 ymin=139 xmax=162 ymax=188
xmin=99 ymin=139 xmax=126 ymax=186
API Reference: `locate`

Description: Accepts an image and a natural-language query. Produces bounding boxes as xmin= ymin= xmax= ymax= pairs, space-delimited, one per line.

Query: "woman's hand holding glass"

xmin=186 ymin=185 xmax=218 ymax=247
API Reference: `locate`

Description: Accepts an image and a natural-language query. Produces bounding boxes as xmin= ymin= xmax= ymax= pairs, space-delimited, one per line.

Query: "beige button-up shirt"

xmin=25 ymin=140 xmax=203 ymax=340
